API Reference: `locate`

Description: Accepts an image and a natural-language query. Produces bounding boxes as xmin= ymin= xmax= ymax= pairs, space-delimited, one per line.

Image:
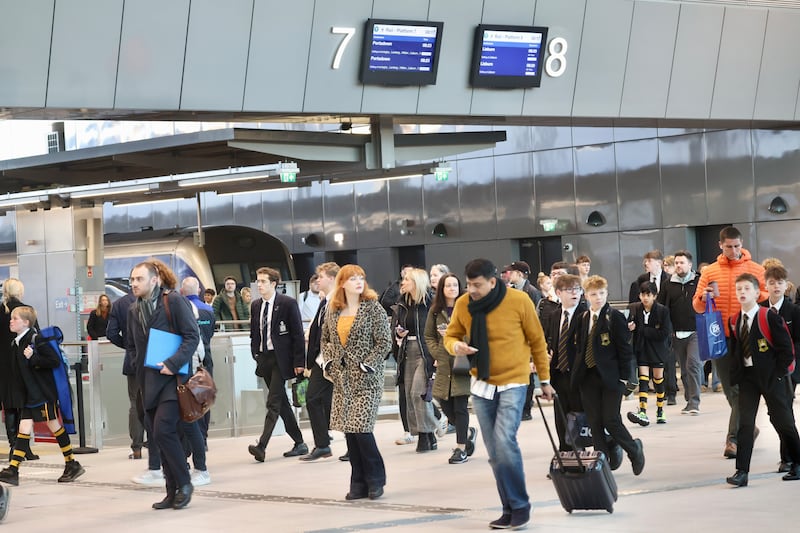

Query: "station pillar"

xmin=15 ymin=206 xmax=105 ymax=343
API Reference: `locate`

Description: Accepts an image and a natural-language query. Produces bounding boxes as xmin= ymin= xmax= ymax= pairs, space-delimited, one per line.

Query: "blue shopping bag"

xmin=696 ymin=297 xmax=728 ymax=361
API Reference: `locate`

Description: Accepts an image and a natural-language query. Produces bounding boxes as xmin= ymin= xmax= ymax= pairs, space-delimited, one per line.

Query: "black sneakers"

xmin=57 ymin=461 xmax=85 ymax=483
xmin=466 ymin=426 xmax=478 ymax=457
xmin=448 ymin=448 xmax=468 ymax=464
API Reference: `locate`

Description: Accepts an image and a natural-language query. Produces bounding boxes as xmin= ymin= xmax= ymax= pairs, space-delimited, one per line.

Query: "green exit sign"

xmin=433 ymin=165 xmax=451 ymax=181
xmin=278 ymin=162 xmax=299 ymax=183
xmin=280 ymin=171 xmax=297 ymax=183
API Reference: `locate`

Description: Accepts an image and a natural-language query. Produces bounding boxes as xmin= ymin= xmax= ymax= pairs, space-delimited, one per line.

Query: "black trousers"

xmin=664 ymin=346 xmax=678 ymax=397
xmin=438 ymin=394 xmax=469 ymax=445
xmin=146 ymin=399 xmax=190 ymax=494
xmin=345 ymin=432 xmax=386 ymax=494
xmin=257 ymin=351 xmax=303 ymax=449
xmin=523 ymin=372 xmax=536 ymax=414
xmin=736 ymin=369 xmax=800 ymax=472
xmin=579 ymin=369 xmax=637 ymax=458
xmin=306 ymin=364 xmax=333 ymax=448
xmin=551 ymin=370 xmax=581 ymax=451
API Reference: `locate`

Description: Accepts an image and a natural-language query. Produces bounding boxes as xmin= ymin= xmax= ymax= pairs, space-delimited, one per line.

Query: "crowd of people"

xmin=1 ymin=224 xmax=799 ymax=527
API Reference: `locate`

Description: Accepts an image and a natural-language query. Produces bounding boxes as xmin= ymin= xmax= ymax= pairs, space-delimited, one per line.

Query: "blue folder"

xmin=145 ymin=328 xmax=189 ymax=375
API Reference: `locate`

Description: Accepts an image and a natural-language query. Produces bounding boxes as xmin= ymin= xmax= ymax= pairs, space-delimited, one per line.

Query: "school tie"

xmin=556 ymin=310 xmax=570 ymax=372
xmin=260 ymin=300 xmax=270 ymax=352
xmin=771 ymin=306 xmax=779 ymax=315
xmin=585 ymin=314 xmax=598 ymax=368
xmin=741 ymin=314 xmax=753 ymax=362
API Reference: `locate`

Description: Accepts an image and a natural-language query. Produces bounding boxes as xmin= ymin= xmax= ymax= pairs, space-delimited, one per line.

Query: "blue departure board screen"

xmin=470 ymin=24 xmax=549 ymax=89
xmin=360 ymin=19 xmax=444 ymax=86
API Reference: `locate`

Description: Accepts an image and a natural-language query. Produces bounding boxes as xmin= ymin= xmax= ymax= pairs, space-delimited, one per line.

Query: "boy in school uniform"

xmin=0 ymin=306 xmax=84 ymax=486
xmin=571 ymin=276 xmax=645 ymax=476
xmin=726 ymin=273 xmax=800 ymax=486
xmin=626 ymin=282 xmax=673 ymax=426
xmin=761 ymin=265 xmax=800 ymax=473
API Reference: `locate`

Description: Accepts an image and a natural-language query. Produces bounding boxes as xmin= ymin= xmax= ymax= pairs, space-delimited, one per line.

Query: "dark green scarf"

xmin=467 ymin=278 xmax=507 ymax=380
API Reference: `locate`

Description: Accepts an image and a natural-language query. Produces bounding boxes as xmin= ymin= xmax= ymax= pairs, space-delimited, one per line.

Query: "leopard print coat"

xmin=322 ymin=299 xmax=391 ymax=433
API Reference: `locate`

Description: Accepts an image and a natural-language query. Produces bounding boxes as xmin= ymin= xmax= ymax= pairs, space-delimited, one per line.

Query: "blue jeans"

xmin=472 ymin=386 xmax=530 ymax=514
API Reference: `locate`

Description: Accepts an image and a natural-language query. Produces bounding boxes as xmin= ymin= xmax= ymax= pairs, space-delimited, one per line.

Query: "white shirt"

xmin=259 ymin=293 xmax=277 ymax=352
xmin=561 ymin=305 xmax=577 ymax=330
xmin=740 ymin=304 xmax=759 ymax=367
xmin=299 ymin=291 xmax=322 ymax=330
xmin=14 ymin=328 xmax=30 ymax=346
xmin=770 ymin=297 xmax=784 ymax=314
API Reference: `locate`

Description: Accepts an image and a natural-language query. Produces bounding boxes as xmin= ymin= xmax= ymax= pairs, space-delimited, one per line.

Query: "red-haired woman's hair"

xmin=328 ymin=264 xmax=377 ymax=311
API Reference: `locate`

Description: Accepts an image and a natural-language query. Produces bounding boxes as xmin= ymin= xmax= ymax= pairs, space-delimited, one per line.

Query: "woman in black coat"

xmin=86 ymin=294 xmax=111 ymax=339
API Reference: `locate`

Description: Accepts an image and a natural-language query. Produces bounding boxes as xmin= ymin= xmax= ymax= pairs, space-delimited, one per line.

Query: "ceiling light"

xmin=178 ymin=173 xmax=270 ymax=188
xmin=216 ymin=186 xmax=298 ymax=197
xmin=71 ymin=184 xmax=153 ymax=199
xmin=330 ymin=173 xmax=422 ymax=186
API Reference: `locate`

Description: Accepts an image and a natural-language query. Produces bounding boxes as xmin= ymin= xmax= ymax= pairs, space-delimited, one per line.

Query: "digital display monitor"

xmin=470 ymin=24 xmax=549 ymax=89
xmin=359 ymin=18 xmax=444 ymax=86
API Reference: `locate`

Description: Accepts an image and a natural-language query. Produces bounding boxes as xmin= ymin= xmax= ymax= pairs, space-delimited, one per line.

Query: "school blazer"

xmin=546 ymin=300 xmax=588 ymax=375
xmin=250 ymin=293 xmax=305 ymax=380
xmin=761 ymin=299 xmax=800 ymax=382
xmin=628 ymin=301 xmax=673 ymax=362
xmin=729 ymin=309 xmax=794 ymax=390
xmin=571 ymin=303 xmax=635 ymax=393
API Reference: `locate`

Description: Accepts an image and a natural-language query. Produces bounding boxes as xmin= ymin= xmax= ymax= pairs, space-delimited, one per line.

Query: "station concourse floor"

xmin=1 ymin=390 xmax=796 ymax=532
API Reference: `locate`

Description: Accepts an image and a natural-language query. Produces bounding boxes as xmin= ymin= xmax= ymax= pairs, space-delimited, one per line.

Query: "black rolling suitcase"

xmin=535 ymin=395 xmax=617 ymax=514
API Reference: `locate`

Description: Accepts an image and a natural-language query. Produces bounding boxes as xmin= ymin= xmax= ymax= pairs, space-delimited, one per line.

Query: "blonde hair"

xmin=582 ymin=275 xmax=608 ymax=292
xmin=3 ymin=278 xmax=24 ymax=313
xmin=403 ymin=268 xmax=431 ymax=305
xmin=11 ymin=305 xmax=36 ymax=326
xmin=762 ymin=257 xmax=784 ymax=270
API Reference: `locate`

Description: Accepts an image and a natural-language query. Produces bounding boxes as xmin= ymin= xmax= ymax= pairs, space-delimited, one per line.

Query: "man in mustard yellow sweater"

xmin=445 ymin=258 xmax=553 ymax=530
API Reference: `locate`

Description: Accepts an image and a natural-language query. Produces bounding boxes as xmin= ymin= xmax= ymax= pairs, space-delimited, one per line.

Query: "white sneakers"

xmin=191 ymin=469 xmax=211 ymax=486
xmin=395 ymin=432 xmax=416 ymax=445
xmin=131 ymin=469 xmax=164 ymax=485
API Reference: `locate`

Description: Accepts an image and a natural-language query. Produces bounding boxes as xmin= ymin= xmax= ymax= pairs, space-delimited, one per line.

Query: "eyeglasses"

xmin=561 ymin=286 xmax=583 ymax=293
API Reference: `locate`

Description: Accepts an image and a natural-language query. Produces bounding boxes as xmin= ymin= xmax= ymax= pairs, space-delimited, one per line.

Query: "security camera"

xmin=563 ymin=243 xmax=574 ymax=252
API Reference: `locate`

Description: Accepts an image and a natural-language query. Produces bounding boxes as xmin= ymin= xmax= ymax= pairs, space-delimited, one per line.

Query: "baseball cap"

xmin=508 ymin=261 xmax=531 ymax=276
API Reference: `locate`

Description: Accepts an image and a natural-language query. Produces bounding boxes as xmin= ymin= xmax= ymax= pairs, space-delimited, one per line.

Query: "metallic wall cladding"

xmin=658 ymin=134 xmax=708 ymax=228
xmin=115 ymin=0 xmax=189 ymax=110
xmin=616 ymin=139 xmax=662 ymax=231
xmin=755 ymin=10 xmax=800 ymax=121
xmin=0 ymin=0 xmax=53 ymax=107
xmin=292 ymin=182 xmax=326 ymax=252
xmin=180 ymin=0 xmax=252 ymax=111
xmin=47 ymin=0 xmax=123 ymax=108
xmin=388 ymin=177 xmax=425 ymax=246
xmin=753 ymin=129 xmax=800 ymax=223
xmin=456 ymin=156 xmax=497 ymax=241
xmin=619 ymin=1 xmax=679 ymax=118
xmin=354 ymin=181 xmax=390 ymax=249
xmin=574 ymin=143 xmax=618 ymax=233
xmin=356 ymin=247 xmax=397 ymax=293
xmin=494 ymin=153 xmax=535 ymax=239
xmin=99 ymin=127 xmax=800 ymax=301
xmin=704 ymin=129 xmax=755 ymax=224
xmin=709 ymin=7 xmax=767 ymax=120
xmin=321 ymin=182 xmax=357 ymax=251
xmin=533 ymin=147 xmax=576 ymax=234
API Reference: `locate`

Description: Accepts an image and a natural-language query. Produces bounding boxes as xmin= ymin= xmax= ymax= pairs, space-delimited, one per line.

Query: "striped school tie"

xmin=585 ymin=314 xmax=598 ymax=368
xmin=556 ymin=310 xmax=570 ymax=372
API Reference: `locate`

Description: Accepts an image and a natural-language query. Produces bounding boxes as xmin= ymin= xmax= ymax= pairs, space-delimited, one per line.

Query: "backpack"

xmin=730 ymin=308 xmax=796 ymax=374
xmin=34 ymin=325 xmax=76 ymax=434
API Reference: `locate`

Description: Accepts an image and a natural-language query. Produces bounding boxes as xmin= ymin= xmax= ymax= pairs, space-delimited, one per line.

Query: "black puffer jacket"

xmin=391 ymin=297 xmax=434 ymax=382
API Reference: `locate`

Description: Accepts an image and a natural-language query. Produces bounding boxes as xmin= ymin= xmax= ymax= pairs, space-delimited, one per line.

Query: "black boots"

xmin=415 ymin=433 xmax=437 ymax=453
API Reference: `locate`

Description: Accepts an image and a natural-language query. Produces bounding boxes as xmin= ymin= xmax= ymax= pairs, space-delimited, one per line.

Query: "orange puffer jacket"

xmin=692 ymin=248 xmax=767 ymax=337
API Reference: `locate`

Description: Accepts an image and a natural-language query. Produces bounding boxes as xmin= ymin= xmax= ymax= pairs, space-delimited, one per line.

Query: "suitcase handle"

xmin=535 ymin=394 xmax=586 ymax=472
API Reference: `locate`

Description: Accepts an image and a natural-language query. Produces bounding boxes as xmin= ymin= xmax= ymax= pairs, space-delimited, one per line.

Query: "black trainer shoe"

xmin=57 ymin=461 xmax=85 ymax=483
xmin=448 ymin=448 xmax=468 ymax=464
xmin=283 ymin=442 xmax=308 ymax=458
xmin=0 ymin=484 xmax=9 ymax=522
xmin=466 ymin=427 xmax=478 ymax=457
xmin=0 ymin=468 xmax=18 ymax=487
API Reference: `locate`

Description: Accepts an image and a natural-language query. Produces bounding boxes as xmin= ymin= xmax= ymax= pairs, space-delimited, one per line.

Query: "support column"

xmin=15 ymin=206 xmax=105 ymax=342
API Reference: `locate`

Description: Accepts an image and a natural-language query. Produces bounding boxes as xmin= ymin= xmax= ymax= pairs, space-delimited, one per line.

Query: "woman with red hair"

xmin=322 ymin=264 xmax=392 ymax=500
